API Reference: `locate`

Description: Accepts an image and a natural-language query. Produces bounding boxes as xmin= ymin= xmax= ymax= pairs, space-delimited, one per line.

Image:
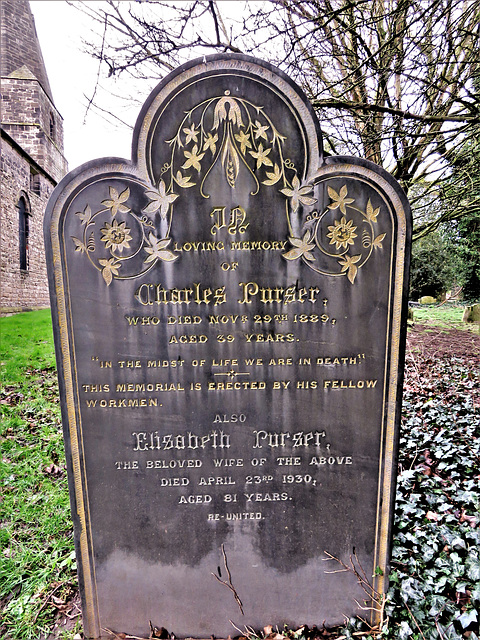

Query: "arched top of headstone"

xmin=133 ymin=54 xmax=324 ymax=186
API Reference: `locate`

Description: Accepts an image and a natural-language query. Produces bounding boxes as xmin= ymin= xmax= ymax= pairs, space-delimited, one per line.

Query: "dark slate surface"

xmin=45 ymin=54 xmax=411 ymax=640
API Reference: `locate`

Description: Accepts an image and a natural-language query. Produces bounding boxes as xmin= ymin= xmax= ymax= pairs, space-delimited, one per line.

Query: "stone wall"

xmin=0 ymin=0 xmax=67 ymax=312
xmin=0 ymin=0 xmax=53 ymax=100
xmin=1 ymin=77 xmax=67 ymax=183
xmin=1 ymin=134 xmax=56 ymax=311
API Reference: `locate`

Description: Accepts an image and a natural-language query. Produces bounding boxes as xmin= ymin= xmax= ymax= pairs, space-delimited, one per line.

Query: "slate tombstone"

xmin=45 ymin=55 xmax=411 ymax=640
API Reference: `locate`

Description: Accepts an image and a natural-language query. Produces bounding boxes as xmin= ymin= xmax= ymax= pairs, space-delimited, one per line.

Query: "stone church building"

xmin=1 ymin=0 xmax=67 ymax=312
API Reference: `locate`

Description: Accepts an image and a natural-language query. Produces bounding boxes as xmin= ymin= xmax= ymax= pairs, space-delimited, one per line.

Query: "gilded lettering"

xmin=323 ymin=379 xmax=377 ymax=389
xmin=238 ymin=282 xmax=321 ymax=304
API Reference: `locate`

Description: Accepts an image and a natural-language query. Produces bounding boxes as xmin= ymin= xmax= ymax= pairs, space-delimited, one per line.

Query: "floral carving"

xmin=326 ymin=217 xmax=358 ymax=250
xmin=327 ymin=185 xmax=354 ymax=214
xmin=69 ymin=90 xmax=324 ymax=285
xmin=100 ymin=220 xmax=132 ymax=253
xmin=160 ymin=90 xmax=311 ymax=232
xmin=283 ymin=231 xmax=316 ymax=262
xmin=102 ymin=187 xmax=131 ymax=216
xmin=280 ymin=176 xmax=316 ymax=213
xmin=71 ymin=182 xmax=178 ymax=286
xmin=283 ymin=184 xmax=388 ymax=284
xmin=143 ymin=181 xmax=179 ymax=219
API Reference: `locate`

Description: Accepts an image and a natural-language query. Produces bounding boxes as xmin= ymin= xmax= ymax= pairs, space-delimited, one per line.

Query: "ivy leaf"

xmin=467 ymin=558 xmax=480 ymax=581
xmin=457 ymin=609 xmax=477 ymax=629
xmin=436 ymin=623 xmax=464 ymax=640
xmin=397 ymin=621 xmax=413 ymax=640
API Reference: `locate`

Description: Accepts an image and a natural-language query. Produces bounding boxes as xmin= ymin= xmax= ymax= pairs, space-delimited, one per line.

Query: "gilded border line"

xmin=48 ymin=162 xmax=137 ymax=638
xmin=311 ymin=164 xmax=408 ymax=625
xmin=50 ymin=217 xmax=100 ymax=637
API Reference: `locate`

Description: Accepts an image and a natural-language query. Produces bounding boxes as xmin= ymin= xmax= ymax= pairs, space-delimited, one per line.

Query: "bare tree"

xmin=72 ymin=0 xmax=480 ymax=237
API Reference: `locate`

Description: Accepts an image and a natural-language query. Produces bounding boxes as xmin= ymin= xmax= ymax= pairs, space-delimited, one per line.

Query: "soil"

xmin=406 ymin=322 xmax=480 ymax=362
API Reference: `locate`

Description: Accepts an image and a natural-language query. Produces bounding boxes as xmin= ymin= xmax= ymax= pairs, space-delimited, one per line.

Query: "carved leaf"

xmin=283 ymin=247 xmax=305 ymax=261
xmin=366 ymin=199 xmax=381 ymax=223
xmin=175 ymin=170 xmax=195 ymax=188
xmin=117 ymin=187 xmax=130 ymax=203
xmin=182 ymin=144 xmax=205 ymax=172
xmin=249 ymin=143 xmax=273 ymax=169
xmin=373 ymin=233 xmax=386 ymax=248
xmin=327 ymin=185 xmax=354 ymax=214
xmin=76 ymin=205 xmax=91 ymax=225
xmin=143 ymin=182 xmax=179 ymax=219
xmin=338 ymin=254 xmax=361 ymax=284
xmin=98 ymin=258 xmax=120 ymax=286
xmin=347 ymin=264 xmax=358 ymax=284
xmin=144 ymin=235 xmax=179 ymax=263
xmin=263 ymin=163 xmax=282 ymax=186
xmin=102 ymin=266 xmax=113 ymax=286
xmin=146 ymin=250 xmax=178 ymax=263
xmin=102 ymin=186 xmax=131 ymax=215
xmin=71 ymin=237 xmax=86 ymax=253
xmin=280 ymin=176 xmax=316 ymax=212
xmin=282 ymin=232 xmax=315 ymax=262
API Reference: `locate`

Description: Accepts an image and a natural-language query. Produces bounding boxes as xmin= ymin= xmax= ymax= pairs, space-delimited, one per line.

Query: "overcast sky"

xmin=30 ymin=1 xmax=141 ymax=170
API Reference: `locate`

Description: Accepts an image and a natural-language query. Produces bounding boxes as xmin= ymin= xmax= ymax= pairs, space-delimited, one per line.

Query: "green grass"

xmin=0 ymin=310 xmax=77 ymax=640
xmin=411 ymin=303 xmax=476 ymax=331
xmin=0 ymin=309 xmax=57 ymax=384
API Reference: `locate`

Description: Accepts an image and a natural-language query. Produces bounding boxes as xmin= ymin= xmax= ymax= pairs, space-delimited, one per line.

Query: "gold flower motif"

xmin=102 ymin=187 xmax=130 ymax=216
xmin=183 ymin=123 xmax=199 ymax=145
xmin=144 ymin=234 xmax=178 ymax=263
xmin=280 ymin=175 xmax=316 ymax=213
xmin=203 ymin=133 xmax=218 ymax=154
xmin=338 ymin=254 xmax=361 ymax=284
xmin=327 ymin=216 xmax=358 ymax=250
xmin=234 ymin=130 xmax=252 ymax=155
xmin=143 ymin=181 xmax=179 ymax=219
xmin=249 ymin=143 xmax=273 ymax=169
xmin=283 ymin=231 xmax=316 ymax=262
xmin=327 ymin=185 xmax=355 ymax=214
xmin=254 ymin=120 xmax=269 ymax=141
xmin=99 ymin=257 xmax=121 ymax=286
xmin=100 ymin=219 xmax=132 ymax=253
xmin=182 ymin=144 xmax=205 ymax=172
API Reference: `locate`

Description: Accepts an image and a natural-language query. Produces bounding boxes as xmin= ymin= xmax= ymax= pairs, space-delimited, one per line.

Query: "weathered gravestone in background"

xmin=45 ymin=55 xmax=411 ymax=640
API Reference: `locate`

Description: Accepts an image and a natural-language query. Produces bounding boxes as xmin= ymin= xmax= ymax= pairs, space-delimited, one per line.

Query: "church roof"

xmin=0 ymin=0 xmax=54 ymax=101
